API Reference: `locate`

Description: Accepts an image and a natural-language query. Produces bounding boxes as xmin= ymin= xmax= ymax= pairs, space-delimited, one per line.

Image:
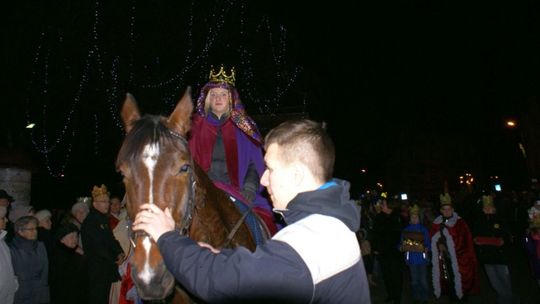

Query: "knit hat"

xmin=55 ymin=223 xmax=79 ymax=241
xmin=72 ymin=198 xmax=90 ymax=215
xmin=0 ymin=206 xmax=7 ymax=218
xmin=0 ymin=189 xmax=14 ymax=202
xmin=34 ymin=209 xmax=52 ymax=222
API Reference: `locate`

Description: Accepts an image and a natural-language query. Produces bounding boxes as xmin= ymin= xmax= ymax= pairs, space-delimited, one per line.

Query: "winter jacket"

xmin=9 ymin=235 xmax=49 ymax=304
xmin=81 ymin=208 xmax=123 ymax=283
xmin=157 ymin=179 xmax=371 ymax=303
xmin=0 ymin=230 xmax=18 ymax=304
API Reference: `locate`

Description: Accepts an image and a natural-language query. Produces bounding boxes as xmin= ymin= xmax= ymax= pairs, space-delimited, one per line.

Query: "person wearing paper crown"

xmin=188 ymin=65 xmax=278 ymax=237
xmin=472 ymin=194 xmax=518 ymax=303
xmin=400 ymin=204 xmax=430 ymax=304
xmin=525 ymin=200 xmax=540 ymax=288
xmin=80 ymin=185 xmax=125 ymax=304
xmin=429 ymin=192 xmax=479 ymax=301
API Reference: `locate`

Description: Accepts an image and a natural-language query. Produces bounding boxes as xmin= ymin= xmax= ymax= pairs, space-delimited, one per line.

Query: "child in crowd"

xmin=400 ymin=204 xmax=430 ymax=304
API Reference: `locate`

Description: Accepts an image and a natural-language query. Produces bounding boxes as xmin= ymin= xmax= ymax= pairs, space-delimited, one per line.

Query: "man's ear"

xmin=292 ymin=162 xmax=306 ymax=186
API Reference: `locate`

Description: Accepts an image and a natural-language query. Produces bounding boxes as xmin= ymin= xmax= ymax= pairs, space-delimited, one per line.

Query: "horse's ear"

xmin=167 ymin=87 xmax=193 ymax=136
xmin=121 ymin=93 xmax=141 ymax=134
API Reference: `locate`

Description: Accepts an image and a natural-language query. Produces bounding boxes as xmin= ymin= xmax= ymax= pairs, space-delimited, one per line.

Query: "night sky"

xmin=1 ymin=1 xmax=539 ymax=208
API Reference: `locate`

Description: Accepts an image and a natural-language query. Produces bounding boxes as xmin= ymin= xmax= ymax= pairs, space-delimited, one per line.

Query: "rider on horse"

xmin=188 ymin=65 xmax=278 ymax=238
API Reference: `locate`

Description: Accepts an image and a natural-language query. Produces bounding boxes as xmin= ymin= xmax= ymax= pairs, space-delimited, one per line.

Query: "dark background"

xmin=1 ymin=1 xmax=540 ymax=209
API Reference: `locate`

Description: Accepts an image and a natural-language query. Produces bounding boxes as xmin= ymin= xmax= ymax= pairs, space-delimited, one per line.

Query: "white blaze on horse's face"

xmin=139 ymin=142 xmax=160 ymax=284
xmin=142 ymin=143 xmax=160 ymax=205
xmin=140 ymin=236 xmax=154 ymax=284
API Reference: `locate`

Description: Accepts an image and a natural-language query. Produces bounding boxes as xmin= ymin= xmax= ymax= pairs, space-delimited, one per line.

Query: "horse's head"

xmin=117 ymin=89 xmax=193 ymax=300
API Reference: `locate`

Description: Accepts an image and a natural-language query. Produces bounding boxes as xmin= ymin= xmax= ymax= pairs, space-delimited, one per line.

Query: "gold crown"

xmin=208 ymin=65 xmax=235 ymax=85
xmin=482 ymin=195 xmax=494 ymax=208
xmin=409 ymin=204 xmax=420 ymax=216
xmin=92 ymin=184 xmax=109 ymax=201
xmin=440 ymin=193 xmax=452 ymax=206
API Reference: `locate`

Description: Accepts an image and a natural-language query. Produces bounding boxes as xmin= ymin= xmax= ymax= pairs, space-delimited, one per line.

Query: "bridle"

xmin=125 ymin=127 xmax=256 ymax=250
xmin=168 ymin=130 xmax=197 ymax=237
xmin=127 ymin=129 xmax=196 ymax=248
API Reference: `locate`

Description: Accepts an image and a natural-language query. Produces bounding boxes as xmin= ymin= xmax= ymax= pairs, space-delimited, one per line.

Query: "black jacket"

xmin=372 ymin=211 xmax=402 ymax=257
xmin=473 ymin=213 xmax=510 ymax=265
xmin=50 ymin=240 xmax=89 ymax=304
xmin=81 ymin=208 xmax=123 ymax=282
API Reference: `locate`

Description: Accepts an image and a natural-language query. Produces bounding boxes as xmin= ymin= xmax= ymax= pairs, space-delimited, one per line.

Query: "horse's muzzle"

xmin=132 ymin=262 xmax=176 ymax=300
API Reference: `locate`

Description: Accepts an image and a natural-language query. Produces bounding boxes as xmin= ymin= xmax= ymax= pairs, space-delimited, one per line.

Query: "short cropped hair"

xmin=264 ymin=119 xmax=335 ymax=182
xmin=14 ymin=215 xmax=38 ymax=233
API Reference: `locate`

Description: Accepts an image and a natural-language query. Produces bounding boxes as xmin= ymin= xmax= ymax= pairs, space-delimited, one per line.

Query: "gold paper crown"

xmin=440 ymin=193 xmax=452 ymax=206
xmin=482 ymin=195 xmax=494 ymax=208
xmin=531 ymin=215 xmax=540 ymax=228
xmin=208 ymin=65 xmax=236 ymax=85
xmin=529 ymin=206 xmax=540 ymax=228
xmin=409 ymin=204 xmax=420 ymax=216
xmin=91 ymin=184 xmax=109 ymax=201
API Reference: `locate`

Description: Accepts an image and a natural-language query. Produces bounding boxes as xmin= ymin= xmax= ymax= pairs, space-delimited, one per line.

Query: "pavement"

xmin=369 ymin=243 xmax=540 ymax=303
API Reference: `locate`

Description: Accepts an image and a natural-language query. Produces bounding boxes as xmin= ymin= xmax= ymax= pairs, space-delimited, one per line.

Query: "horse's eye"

xmin=179 ymin=164 xmax=190 ymax=173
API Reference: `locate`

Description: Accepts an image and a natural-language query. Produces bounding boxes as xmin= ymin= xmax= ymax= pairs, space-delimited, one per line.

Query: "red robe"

xmin=109 ymin=214 xmax=120 ymax=230
xmin=189 ymin=114 xmax=240 ymax=189
xmin=430 ymin=213 xmax=479 ymax=299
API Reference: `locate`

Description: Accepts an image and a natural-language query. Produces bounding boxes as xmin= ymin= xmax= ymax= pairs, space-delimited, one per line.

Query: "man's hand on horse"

xmin=133 ymin=203 xmax=175 ymax=242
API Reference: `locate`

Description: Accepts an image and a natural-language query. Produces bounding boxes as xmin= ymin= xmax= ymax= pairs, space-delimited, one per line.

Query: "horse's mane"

xmin=116 ymin=114 xmax=178 ymax=166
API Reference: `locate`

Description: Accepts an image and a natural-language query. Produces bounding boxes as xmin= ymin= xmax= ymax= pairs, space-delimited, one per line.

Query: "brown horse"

xmin=116 ymin=89 xmax=262 ymax=303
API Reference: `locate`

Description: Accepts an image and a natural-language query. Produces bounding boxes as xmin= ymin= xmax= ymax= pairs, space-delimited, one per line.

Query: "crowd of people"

xmin=359 ymin=188 xmax=540 ymax=303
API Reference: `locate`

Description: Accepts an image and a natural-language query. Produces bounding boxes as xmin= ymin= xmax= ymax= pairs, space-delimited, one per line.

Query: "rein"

xmin=221 ymin=200 xmax=254 ymax=248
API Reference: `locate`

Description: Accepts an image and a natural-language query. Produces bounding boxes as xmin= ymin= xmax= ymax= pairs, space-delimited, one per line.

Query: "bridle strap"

xmin=177 ymin=174 xmax=196 ymax=236
xmin=127 ymin=129 xmax=196 ymax=247
xmin=167 ymin=129 xmax=197 ymax=236
xmin=221 ymin=198 xmax=255 ymax=248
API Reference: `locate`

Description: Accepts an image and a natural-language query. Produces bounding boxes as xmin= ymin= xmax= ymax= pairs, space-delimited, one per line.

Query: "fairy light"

xmin=26 ymin=0 xmax=305 ymax=177
xmin=107 ymin=57 xmax=123 ymax=129
xmin=26 ymin=0 xmax=105 ymax=175
xmin=127 ymin=0 xmax=136 ymax=85
xmin=183 ymin=0 xmax=195 ymax=65
xmin=94 ymin=113 xmax=99 ymax=155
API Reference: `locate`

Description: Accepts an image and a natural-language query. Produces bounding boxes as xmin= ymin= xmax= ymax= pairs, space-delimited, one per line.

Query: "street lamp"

xmin=503 ymin=118 xmax=534 ymax=188
xmin=504 ymin=119 xmax=527 ymax=159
